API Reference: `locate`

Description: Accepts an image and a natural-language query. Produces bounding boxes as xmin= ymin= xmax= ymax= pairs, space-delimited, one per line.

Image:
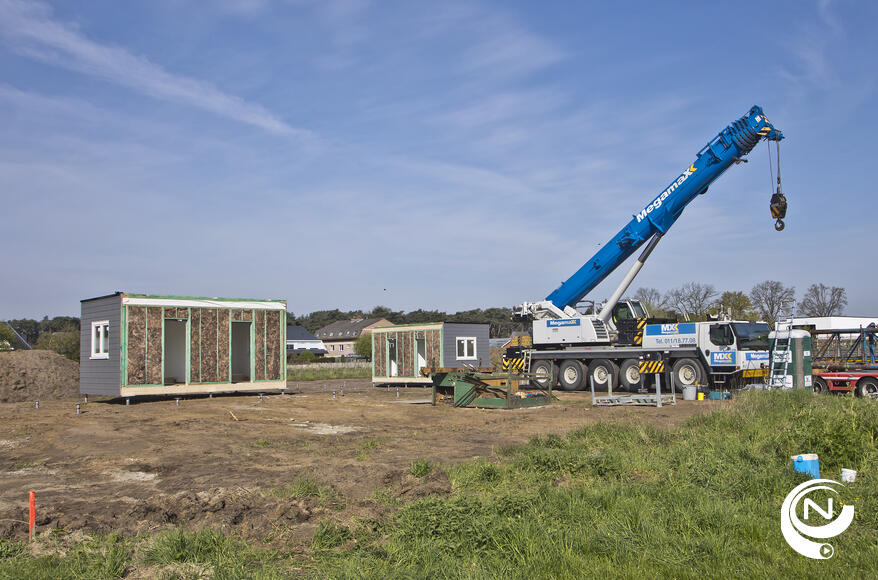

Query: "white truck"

xmin=527 ymin=318 xmax=770 ymax=392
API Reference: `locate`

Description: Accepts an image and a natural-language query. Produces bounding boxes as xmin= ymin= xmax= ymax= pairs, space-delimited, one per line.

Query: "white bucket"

xmin=841 ymin=468 xmax=857 ymax=483
xmin=683 ymin=386 xmax=697 ymax=400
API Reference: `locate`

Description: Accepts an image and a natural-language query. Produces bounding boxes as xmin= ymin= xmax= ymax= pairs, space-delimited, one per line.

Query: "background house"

xmin=371 ymin=322 xmax=490 ymax=385
xmin=286 ymin=325 xmax=327 ymax=356
xmin=315 ymin=318 xmax=392 ymax=358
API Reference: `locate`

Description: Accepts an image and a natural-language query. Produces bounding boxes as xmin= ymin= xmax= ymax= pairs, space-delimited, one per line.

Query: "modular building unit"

xmin=371 ymin=322 xmax=490 ymax=385
xmin=80 ymin=292 xmax=286 ymax=397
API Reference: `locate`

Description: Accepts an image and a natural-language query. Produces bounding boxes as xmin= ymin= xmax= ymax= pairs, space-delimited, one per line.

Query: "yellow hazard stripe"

xmin=634 ymin=335 xmax=643 ymax=345
xmin=638 ymin=361 xmax=665 ymax=374
xmin=636 ymin=318 xmax=647 ymax=330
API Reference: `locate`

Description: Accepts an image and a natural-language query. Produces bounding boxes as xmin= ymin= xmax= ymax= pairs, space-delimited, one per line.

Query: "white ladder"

xmin=769 ymin=321 xmax=793 ymax=389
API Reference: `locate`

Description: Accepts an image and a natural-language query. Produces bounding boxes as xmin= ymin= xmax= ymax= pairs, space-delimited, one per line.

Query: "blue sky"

xmin=1 ymin=0 xmax=876 ymax=319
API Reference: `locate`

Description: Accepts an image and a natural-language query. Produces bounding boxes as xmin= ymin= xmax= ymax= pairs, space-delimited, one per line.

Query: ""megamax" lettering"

xmin=636 ymin=164 xmax=697 ymax=222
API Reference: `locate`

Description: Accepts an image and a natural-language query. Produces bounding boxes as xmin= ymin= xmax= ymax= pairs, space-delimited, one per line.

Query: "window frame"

xmin=90 ymin=320 xmax=110 ymax=359
xmin=455 ymin=336 xmax=477 ymax=361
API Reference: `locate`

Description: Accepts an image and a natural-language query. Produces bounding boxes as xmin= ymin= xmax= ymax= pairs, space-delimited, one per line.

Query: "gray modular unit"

xmin=441 ymin=323 xmax=491 ymax=369
xmin=80 ymin=293 xmax=123 ymax=397
xmin=79 ymin=292 xmax=287 ymax=397
xmin=371 ymin=322 xmax=490 ymax=384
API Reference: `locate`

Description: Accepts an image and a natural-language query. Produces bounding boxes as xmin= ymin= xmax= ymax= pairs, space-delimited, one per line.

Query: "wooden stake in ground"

xmin=227 ymin=409 xmax=240 ymax=421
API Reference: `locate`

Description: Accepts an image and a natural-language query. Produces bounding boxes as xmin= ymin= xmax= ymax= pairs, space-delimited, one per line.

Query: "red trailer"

xmin=808 ymin=327 xmax=878 ymax=398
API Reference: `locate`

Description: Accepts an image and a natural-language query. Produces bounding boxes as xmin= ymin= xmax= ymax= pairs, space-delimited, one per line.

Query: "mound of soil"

xmin=0 ymin=350 xmax=80 ymax=403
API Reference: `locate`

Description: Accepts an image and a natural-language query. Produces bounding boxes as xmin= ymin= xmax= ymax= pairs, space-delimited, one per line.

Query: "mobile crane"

xmin=508 ymin=105 xmax=787 ymax=392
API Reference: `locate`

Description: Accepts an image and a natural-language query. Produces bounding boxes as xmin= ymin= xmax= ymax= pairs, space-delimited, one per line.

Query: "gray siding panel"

xmin=80 ymin=295 xmax=122 ymax=396
xmin=441 ymin=323 xmax=490 ymax=368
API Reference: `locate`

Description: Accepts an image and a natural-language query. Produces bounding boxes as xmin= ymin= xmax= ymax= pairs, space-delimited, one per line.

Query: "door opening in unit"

xmin=231 ymin=321 xmax=252 ymax=382
xmin=416 ymin=338 xmax=426 ymax=375
xmin=388 ymin=338 xmax=398 ymax=377
xmin=164 ymin=319 xmax=187 ymax=385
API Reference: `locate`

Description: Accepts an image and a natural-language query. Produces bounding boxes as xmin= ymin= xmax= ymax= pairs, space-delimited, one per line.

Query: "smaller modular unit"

xmin=80 ymin=292 xmax=287 ymax=397
xmin=371 ymin=322 xmax=489 ymax=385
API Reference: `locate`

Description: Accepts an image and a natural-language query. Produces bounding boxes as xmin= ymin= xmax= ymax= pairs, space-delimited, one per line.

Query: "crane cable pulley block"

xmin=768 ymin=139 xmax=788 ymax=231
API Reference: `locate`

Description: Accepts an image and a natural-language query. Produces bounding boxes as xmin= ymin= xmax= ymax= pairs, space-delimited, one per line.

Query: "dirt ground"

xmin=0 ymin=379 xmax=725 ymax=549
xmin=0 ymin=351 xmax=79 ymax=403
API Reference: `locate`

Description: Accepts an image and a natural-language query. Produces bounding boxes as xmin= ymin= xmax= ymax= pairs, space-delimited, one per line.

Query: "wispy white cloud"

xmin=0 ymin=0 xmax=310 ymax=137
xmin=461 ymin=24 xmax=564 ymax=79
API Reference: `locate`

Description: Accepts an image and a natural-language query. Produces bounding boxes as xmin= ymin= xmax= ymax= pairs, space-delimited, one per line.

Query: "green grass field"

xmin=285 ymin=366 xmax=370 ymax=382
xmin=2 ymin=391 xmax=876 ymax=578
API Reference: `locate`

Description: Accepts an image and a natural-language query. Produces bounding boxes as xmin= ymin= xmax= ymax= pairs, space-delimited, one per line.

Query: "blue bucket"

xmin=791 ymin=454 xmax=820 ymax=478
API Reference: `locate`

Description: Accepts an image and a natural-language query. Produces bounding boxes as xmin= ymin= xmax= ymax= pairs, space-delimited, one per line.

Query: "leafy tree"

xmin=0 ymin=323 xmax=18 ymax=350
xmin=8 ymin=316 xmax=79 ymax=346
xmin=354 ymin=332 xmax=373 ymax=359
xmin=35 ymin=331 xmax=80 ymax=361
xmin=750 ymin=280 xmax=795 ymax=327
xmin=798 ymin=284 xmax=847 ymax=317
xmin=717 ymin=291 xmax=755 ymax=320
xmin=7 ymin=319 xmax=40 ymax=345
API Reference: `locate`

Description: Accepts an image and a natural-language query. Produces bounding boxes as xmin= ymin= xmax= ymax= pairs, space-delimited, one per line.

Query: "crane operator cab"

xmin=612 ymin=299 xmax=676 ymax=346
xmin=611 ymin=300 xmax=649 ymax=325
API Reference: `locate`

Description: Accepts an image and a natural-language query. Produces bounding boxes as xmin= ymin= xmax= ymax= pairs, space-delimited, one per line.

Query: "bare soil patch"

xmin=0 ymin=379 xmax=725 ymax=549
xmin=0 ymin=350 xmax=79 ymax=403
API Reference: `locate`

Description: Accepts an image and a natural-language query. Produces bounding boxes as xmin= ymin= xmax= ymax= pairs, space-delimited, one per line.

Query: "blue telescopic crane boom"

xmin=544 ymin=105 xmax=784 ymax=312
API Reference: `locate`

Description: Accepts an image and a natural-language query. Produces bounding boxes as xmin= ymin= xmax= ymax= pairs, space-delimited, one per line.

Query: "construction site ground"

xmin=0 ymin=379 xmax=724 ymax=550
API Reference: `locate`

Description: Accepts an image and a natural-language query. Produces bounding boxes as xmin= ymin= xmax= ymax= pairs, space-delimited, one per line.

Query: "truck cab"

xmin=643 ymin=321 xmax=770 ymax=388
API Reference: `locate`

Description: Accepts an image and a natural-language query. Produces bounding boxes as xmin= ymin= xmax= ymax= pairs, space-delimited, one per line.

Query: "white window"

xmin=90 ymin=321 xmax=110 ymax=359
xmin=456 ymin=337 xmax=476 ymax=360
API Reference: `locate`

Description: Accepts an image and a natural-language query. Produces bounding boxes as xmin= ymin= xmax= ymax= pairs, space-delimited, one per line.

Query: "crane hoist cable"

xmin=769 ymin=140 xmax=788 ymax=231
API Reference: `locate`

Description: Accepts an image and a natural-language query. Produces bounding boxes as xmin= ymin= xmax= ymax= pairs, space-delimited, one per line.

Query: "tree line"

xmin=3 ymin=316 xmax=80 ymax=360
xmin=289 ymin=306 xmax=526 ymax=338
xmin=632 ymin=281 xmax=848 ymax=326
xmin=2 ymin=282 xmax=851 ymax=362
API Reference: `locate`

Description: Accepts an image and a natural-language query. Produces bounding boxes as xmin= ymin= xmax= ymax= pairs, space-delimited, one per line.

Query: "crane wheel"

xmin=558 ymin=360 xmax=586 ymax=391
xmin=589 ymin=359 xmax=618 ymax=391
xmin=856 ymin=378 xmax=878 ymax=399
xmin=812 ymin=376 xmax=828 ymax=395
xmin=531 ymin=360 xmax=554 ymax=389
xmin=671 ymin=358 xmax=704 ymax=392
xmin=619 ymin=359 xmax=644 ymax=392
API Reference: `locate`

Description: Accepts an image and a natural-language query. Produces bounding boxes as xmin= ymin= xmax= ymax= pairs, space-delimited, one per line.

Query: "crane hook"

xmin=770 ymin=191 xmax=787 ymax=232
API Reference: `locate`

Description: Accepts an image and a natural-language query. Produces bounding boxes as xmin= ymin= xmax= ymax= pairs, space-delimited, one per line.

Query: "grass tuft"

xmin=409 ymin=459 xmax=433 ymax=478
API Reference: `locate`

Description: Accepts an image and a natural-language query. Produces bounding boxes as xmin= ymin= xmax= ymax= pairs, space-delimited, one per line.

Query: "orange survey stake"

xmin=28 ymin=491 xmax=35 ymax=541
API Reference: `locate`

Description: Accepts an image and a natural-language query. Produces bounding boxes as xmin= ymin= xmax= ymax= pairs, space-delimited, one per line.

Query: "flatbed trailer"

xmin=812 ymin=370 xmax=878 ymax=398
xmin=807 ymin=327 xmax=878 ymax=398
